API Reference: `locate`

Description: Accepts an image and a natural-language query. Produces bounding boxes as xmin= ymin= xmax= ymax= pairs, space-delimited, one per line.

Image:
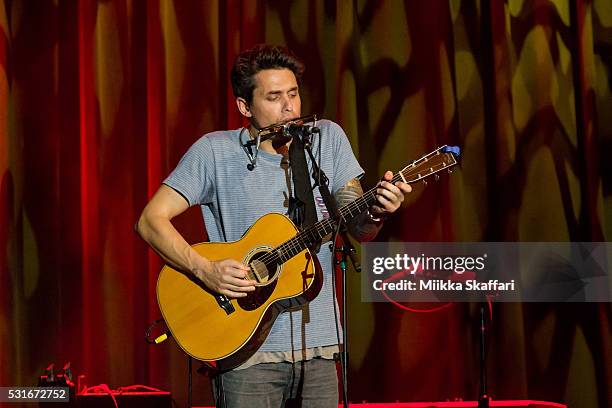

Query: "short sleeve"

xmin=328 ymin=121 xmax=365 ymax=194
xmin=163 ymin=135 xmax=215 ymax=206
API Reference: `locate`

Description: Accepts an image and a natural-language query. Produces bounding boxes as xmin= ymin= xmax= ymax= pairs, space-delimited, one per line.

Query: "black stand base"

xmin=478 ymin=395 xmax=490 ymax=408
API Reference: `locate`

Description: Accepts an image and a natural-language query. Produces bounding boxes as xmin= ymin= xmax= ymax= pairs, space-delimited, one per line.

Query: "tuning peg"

xmin=434 ymin=174 xmax=440 ymax=181
xmin=447 ymin=168 xmax=454 ymax=174
xmin=422 ymin=179 xmax=428 ymax=186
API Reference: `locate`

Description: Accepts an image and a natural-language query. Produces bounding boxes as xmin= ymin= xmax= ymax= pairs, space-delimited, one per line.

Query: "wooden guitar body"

xmin=156 ymin=213 xmax=322 ymax=371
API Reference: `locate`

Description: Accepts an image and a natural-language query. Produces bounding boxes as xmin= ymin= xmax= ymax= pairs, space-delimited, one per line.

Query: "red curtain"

xmin=1 ymin=1 xmax=610 ymax=407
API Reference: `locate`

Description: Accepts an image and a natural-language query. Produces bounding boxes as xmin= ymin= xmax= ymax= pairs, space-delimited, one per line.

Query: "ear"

xmin=236 ymin=97 xmax=252 ymax=118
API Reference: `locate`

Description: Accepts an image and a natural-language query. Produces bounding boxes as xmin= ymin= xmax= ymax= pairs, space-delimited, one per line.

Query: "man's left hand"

xmin=370 ymin=170 xmax=412 ymax=218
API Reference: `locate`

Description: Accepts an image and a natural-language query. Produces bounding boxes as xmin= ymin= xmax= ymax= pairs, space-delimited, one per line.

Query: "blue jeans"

xmin=213 ymin=358 xmax=339 ymax=408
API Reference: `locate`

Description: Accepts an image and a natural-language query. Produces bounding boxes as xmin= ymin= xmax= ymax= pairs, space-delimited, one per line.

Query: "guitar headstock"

xmin=398 ymin=145 xmax=460 ymax=184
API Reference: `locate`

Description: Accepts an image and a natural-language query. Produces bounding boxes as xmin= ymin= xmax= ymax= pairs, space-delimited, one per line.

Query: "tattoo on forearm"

xmin=335 ymin=178 xmax=382 ymax=242
xmin=335 ymin=178 xmax=363 ymax=207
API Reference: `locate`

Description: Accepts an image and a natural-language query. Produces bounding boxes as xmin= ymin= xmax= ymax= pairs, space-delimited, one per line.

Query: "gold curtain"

xmin=1 ymin=1 xmax=610 ymax=406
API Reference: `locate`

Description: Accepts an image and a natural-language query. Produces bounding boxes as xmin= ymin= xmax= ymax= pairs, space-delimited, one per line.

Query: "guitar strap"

xmin=288 ymin=134 xmax=318 ymax=231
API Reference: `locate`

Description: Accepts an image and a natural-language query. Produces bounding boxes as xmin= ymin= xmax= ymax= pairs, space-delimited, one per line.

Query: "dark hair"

xmin=230 ymin=44 xmax=305 ymax=104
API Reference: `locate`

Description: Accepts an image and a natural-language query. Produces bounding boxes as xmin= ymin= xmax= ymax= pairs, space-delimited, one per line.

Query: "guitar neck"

xmin=273 ymin=145 xmax=460 ymax=264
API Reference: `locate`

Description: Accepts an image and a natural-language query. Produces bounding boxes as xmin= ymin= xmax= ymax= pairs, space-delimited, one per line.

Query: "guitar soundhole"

xmin=237 ymin=250 xmax=279 ymax=311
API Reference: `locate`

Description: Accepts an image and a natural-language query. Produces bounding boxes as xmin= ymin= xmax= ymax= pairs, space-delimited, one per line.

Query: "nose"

xmin=282 ymin=95 xmax=293 ymax=113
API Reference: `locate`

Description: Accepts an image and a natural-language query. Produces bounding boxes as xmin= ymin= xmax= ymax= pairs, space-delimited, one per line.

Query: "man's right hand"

xmin=196 ymin=259 xmax=257 ymax=298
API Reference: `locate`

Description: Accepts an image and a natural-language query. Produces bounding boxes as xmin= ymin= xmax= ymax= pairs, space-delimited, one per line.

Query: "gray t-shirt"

xmin=163 ymin=119 xmax=364 ymax=352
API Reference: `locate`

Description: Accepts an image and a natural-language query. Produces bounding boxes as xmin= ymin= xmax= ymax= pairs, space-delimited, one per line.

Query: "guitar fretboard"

xmin=260 ymin=146 xmax=459 ymax=266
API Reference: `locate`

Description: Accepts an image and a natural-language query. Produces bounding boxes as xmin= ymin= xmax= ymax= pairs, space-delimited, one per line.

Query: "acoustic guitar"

xmin=156 ymin=145 xmax=460 ymax=370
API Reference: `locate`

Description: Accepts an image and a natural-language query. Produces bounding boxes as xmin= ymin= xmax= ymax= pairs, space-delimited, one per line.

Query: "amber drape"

xmin=1 ymin=1 xmax=610 ymax=407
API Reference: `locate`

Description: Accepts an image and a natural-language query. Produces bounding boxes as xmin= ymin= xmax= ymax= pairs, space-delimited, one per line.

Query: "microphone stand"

xmin=478 ymin=302 xmax=490 ymax=408
xmin=300 ymin=127 xmax=359 ymax=408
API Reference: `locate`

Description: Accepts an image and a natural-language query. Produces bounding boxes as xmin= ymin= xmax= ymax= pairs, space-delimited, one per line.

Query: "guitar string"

xmin=255 ymin=175 xmax=395 ymax=266
xmin=253 ymin=152 xmax=454 ymax=268
xmin=254 ymin=154 xmax=454 ymax=267
xmin=272 ymin=155 xmax=452 ymax=263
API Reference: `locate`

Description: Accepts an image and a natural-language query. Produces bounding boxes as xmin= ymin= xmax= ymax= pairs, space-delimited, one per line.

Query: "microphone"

xmin=286 ymin=123 xmax=320 ymax=150
xmin=284 ymin=123 xmax=311 ymax=137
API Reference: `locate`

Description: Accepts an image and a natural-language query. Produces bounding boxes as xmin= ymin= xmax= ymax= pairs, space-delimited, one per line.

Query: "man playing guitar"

xmin=136 ymin=44 xmax=411 ymax=407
